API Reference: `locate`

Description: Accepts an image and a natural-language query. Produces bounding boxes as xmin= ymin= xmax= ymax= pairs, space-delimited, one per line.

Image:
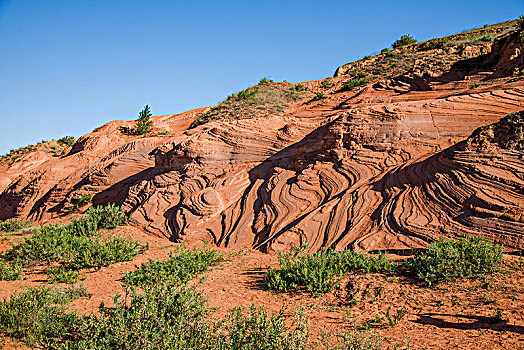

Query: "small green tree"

xmin=134 ymin=105 xmax=153 ymax=135
xmin=392 ymin=34 xmax=417 ymax=49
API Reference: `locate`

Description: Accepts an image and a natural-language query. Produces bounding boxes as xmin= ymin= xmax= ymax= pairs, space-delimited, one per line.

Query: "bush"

xmin=405 ymin=236 xmax=503 ymax=285
xmin=312 ymin=92 xmax=327 ymax=101
xmin=321 ymin=80 xmax=335 ymax=89
xmin=57 ymin=136 xmax=76 ymax=147
xmin=67 ymin=194 xmax=92 ymax=213
xmin=48 ymin=266 xmax=82 ymax=284
xmin=340 ymin=78 xmax=370 ymax=92
xmin=419 ymin=38 xmax=448 ymax=50
xmin=134 ymin=105 xmax=153 ymax=135
xmin=265 ymin=247 xmax=396 ymax=296
xmin=0 ymin=219 xmax=32 ymax=232
xmin=380 ymin=48 xmax=389 ymax=54
xmin=123 ymin=244 xmax=223 ymax=287
xmin=0 ymin=285 xmax=88 ymax=345
xmin=4 ymin=204 xmax=141 ymax=269
xmin=0 ymin=260 xmax=23 ymax=281
xmin=392 ymin=34 xmax=417 ymax=49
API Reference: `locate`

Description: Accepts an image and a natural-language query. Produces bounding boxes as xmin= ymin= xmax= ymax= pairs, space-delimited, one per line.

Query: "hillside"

xmin=1 ymin=19 xmax=524 ymax=253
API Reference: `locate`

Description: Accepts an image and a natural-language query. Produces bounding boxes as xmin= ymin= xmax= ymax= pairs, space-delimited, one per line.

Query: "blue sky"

xmin=1 ymin=0 xmax=522 ymax=154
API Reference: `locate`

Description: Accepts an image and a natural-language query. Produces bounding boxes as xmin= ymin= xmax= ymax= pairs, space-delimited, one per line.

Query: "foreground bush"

xmin=405 ymin=236 xmax=503 ymax=285
xmin=123 ymin=244 xmax=223 ymax=287
xmin=0 ymin=260 xmax=23 ymax=281
xmin=0 ymin=219 xmax=32 ymax=232
xmin=3 ymin=204 xmax=142 ymax=269
xmin=265 ymin=247 xmax=396 ymax=296
xmin=0 ymin=285 xmax=88 ymax=345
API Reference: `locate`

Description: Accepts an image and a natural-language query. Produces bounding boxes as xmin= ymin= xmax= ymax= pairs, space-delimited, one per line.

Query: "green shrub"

xmin=405 ymin=236 xmax=503 ymax=285
xmin=419 ymin=38 xmax=448 ymax=50
xmin=291 ymin=84 xmax=307 ymax=92
xmin=0 ymin=260 xmax=22 ymax=281
xmin=259 ymin=77 xmax=274 ymax=85
xmin=0 ymin=219 xmax=32 ymax=232
xmin=4 ymin=204 xmax=141 ymax=269
xmin=57 ymin=136 xmax=76 ymax=147
xmin=321 ymin=80 xmax=335 ymax=89
xmin=392 ymin=34 xmax=417 ymax=49
xmin=122 ymin=244 xmax=223 ymax=287
xmin=312 ymin=92 xmax=327 ymax=101
xmin=380 ymin=48 xmax=390 ymax=54
xmin=67 ymin=194 xmax=92 ymax=213
xmin=48 ymin=266 xmax=82 ymax=284
xmin=324 ymin=330 xmax=382 ymax=350
xmin=0 ymin=285 xmax=88 ymax=345
xmin=340 ymin=78 xmax=370 ymax=92
xmin=385 ymin=51 xmax=397 ymax=58
xmin=134 ymin=105 xmax=153 ymax=135
xmin=265 ymin=247 xmax=396 ymax=296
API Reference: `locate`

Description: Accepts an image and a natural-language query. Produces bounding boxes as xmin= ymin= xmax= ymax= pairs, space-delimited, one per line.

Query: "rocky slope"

xmin=1 ymin=20 xmax=524 ymax=252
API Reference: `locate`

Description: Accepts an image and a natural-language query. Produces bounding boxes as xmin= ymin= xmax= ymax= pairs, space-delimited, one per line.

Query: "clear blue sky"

xmin=1 ymin=0 xmax=522 ymax=154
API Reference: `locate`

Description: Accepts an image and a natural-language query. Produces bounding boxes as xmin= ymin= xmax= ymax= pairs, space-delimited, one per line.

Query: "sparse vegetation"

xmin=67 ymin=194 xmax=92 ymax=213
xmin=134 ymin=105 xmax=153 ymax=135
xmin=0 ymin=285 xmax=89 ymax=345
xmin=405 ymin=236 xmax=503 ymax=285
xmin=190 ymin=80 xmax=308 ymax=128
xmin=321 ymin=79 xmax=335 ymax=89
xmin=265 ymin=246 xmax=396 ymax=296
xmin=340 ymin=78 xmax=370 ymax=92
xmin=0 ymin=218 xmax=32 ymax=232
xmin=123 ymin=244 xmax=223 ymax=287
xmin=312 ymin=92 xmax=327 ymax=101
xmin=3 ymin=204 xmax=142 ymax=270
xmin=392 ymin=34 xmax=417 ymax=49
xmin=0 ymin=260 xmax=23 ymax=281
xmin=57 ymin=136 xmax=76 ymax=147
xmin=470 ymin=82 xmax=482 ymax=89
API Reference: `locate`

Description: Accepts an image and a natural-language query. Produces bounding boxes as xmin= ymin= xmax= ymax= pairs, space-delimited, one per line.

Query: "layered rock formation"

xmin=1 ymin=21 xmax=524 ymax=252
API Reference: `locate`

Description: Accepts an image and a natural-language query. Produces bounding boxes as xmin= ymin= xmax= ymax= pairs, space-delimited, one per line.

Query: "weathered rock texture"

xmin=1 ymin=21 xmax=524 ymax=252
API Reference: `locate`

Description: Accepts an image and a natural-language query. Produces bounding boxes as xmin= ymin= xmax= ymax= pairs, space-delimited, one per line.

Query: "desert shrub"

xmin=419 ymin=38 xmax=448 ymax=50
xmin=0 ymin=285 xmax=88 ymax=345
xmin=380 ymin=48 xmax=389 ymax=54
xmin=323 ymin=330 xmax=382 ymax=350
xmin=265 ymin=247 xmax=396 ymax=296
xmin=48 ymin=266 xmax=82 ymax=284
xmin=3 ymin=204 xmax=141 ymax=269
xmin=57 ymin=136 xmax=76 ymax=147
xmin=321 ymin=80 xmax=335 ymax=89
xmin=123 ymin=244 xmax=223 ymax=287
xmin=67 ymin=194 xmax=92 ymax=213
xmin=0 ymin=260 xmax=22 ymax=281
xmin=134 ymin=105 xmax=153 ymax=135
xmin=312 ymin=92 xmax=327 ymax=101
xmin=0 ymin=219 xmax=32 ymax=232
xmin=340 ymin=78 xmax=370 ymax=92
xmin=259 ymin=77 xmax=274 ymax=85
xmin=392 ymin=34 xmax=417 ymax=49
xmin=291 ymin=84 xmax=307 ymax=92
xmin=405 ymin=236 xmax=503 ymax=285
xmin=190 ymin=82 xmax=306 ymax=128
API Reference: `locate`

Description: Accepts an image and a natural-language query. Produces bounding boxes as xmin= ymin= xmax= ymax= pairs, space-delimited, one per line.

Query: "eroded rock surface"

xmin=1 ymin=24 xmax=524 ymax=252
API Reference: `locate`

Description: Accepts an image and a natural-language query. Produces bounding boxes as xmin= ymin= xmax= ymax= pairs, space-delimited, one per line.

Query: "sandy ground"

xmin=1 ymin=226 xmax=523 ymax=349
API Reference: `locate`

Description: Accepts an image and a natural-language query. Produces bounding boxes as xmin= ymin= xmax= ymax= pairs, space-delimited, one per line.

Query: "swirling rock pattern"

xmin=1 ymin=32 xmax=524 ymax=252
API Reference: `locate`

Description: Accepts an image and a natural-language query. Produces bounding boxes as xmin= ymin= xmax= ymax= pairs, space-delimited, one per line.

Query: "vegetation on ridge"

xmin=190 ymin=78 xmax=310 ymax=128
